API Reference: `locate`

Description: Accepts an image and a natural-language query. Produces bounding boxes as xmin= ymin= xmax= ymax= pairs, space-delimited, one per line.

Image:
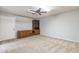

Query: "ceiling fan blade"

xmin=30 ymin=10 xmax=35 ymax=12
xmin=29 ymin=10 xmax=36 ymax=15
xmin=38 ymin=13 xmax=41 ymax=15
xmin=40 ymin=11 xmax=47 ymax=13
xmin=36 ymin=8 xmax=41 ymax=12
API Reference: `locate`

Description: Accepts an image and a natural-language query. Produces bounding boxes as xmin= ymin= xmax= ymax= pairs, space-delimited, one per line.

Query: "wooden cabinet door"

xmin=17 ymin=30 xmax=32 ymax=38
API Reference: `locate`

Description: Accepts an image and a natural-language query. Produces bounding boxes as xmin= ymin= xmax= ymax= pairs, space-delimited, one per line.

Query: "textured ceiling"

xmin=0 ymin=6 xmax=79 ymax=19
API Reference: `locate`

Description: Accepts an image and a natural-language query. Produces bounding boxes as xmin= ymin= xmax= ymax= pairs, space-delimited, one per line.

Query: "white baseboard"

xmin=40 ymin=34 xmax=79 ymax=43
xmin=0 ymin=35 xmax=17 ymax=41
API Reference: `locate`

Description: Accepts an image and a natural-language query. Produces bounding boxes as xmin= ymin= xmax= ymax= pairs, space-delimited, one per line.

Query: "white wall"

xmin=16 ymin=16 xmax=32 ymax=31
xmin=16 ymin=22 xmax=32 ymax=31
xmin=0 ymin=12 xmax=32 ymax=41
xmin=40 ymin=9 xmax=79 ymax=42
xmin=0 ymin=15 xmax=16 ymax=41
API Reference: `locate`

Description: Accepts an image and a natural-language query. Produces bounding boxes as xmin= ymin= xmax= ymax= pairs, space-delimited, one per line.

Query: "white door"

xmin=0 ymin=16 xmax=16 ymax=41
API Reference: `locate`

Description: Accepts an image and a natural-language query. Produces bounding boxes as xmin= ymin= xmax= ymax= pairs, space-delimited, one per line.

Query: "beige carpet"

xmin=0 ymin=35 xmax=79 ymax=53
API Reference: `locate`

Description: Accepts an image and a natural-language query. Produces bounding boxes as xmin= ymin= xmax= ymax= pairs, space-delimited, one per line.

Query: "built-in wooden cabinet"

xmin=17 ymin=30 xmax=32 ymax=38
xmin=17 ymin=20 xmax=40 ymax=38
xmin=32 ymin=20 xmax=40 ymax=35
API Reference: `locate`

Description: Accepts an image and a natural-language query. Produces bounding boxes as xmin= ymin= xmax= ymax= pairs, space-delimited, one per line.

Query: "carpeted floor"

xmin=0 ymin=35 xmax=79 ymax=53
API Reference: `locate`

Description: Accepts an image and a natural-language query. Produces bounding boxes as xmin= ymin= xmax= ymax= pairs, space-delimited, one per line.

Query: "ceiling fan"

xmin=29 ymin=8 xmax=47 ymax=15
